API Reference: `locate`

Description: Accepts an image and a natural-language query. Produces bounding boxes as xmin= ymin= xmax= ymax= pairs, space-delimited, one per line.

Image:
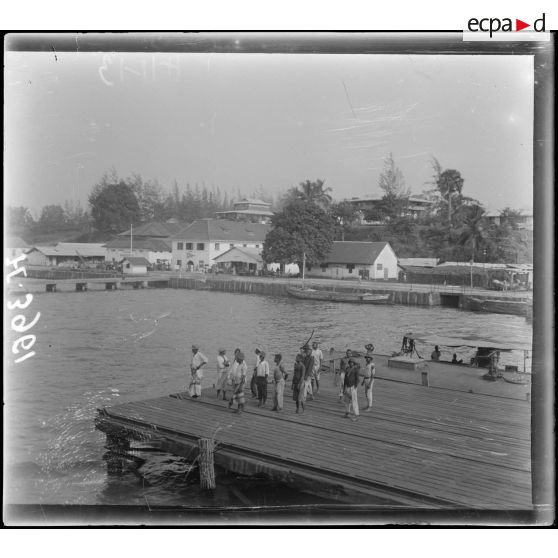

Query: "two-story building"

xmin=306 ymin=241 xmax=398 ymax=280
xmin=214 ymin=198 xmax=274 ymax=224
xmin=171 ymin=219 xmax=270 ymax=271
xmin=344 ymin=194 xmax=435 ymax=225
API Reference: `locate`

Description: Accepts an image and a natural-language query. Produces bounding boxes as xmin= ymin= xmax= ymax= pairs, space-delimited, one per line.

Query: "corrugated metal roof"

xmin=29 ymin=243 xmax=107 ymax=257
xmin=213 ymin=247 xmax=263 ymax=264
xmin=118 ymin=221 xmax=182 ymax=237
xmin=325 ymin=241 xmax=391 ymax=265
xmin=172 ymin=219 xmax=270 ymax=242
xmin=105 ymin=238 xmax=171 ymax=251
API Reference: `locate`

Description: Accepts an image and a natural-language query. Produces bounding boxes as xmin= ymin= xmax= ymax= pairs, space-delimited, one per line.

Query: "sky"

xmin=5 ymin=49 xmax=534 ymax=216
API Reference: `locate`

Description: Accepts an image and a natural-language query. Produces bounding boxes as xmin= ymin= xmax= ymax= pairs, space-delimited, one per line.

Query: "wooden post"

xmin=198 ymin=438 xmax=216 ymax=490
xmin=421 ymin=371 xmax=429 ymax=387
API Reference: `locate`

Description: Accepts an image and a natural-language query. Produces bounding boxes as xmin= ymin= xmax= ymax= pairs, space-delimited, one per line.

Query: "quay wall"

xmin=168 ymin=277 xmax=440 ymax=306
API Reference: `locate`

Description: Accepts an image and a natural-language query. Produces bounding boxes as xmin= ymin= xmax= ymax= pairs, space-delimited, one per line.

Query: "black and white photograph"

xmin=3 ymin=32 xmax=554 ymax=526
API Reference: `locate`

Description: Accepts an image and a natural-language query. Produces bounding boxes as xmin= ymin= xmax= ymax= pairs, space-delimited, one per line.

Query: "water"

xmin=4 ymin=287 xmax=532 ymax=508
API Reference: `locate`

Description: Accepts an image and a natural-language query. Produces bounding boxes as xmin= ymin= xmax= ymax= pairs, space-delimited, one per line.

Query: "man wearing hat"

xmin=342 ymin=357 xmax=360 ymax=420
xmin=254 ymin=350 xmax=270 ymax=407
xmin=229 ymin=351 xmax=248 ymax=413
xmin=338 ymin=349 xmax=352 ymax=398
xmin=301 ymin=344 xmax=315 ymax=401
xmin=271 ymin=353 xmax=288 ymax=412
xmin=189 ymin=344 xmax=208 ymax=398
xmin=216 ymin=348 xmax=230 ymax=401
xmin=362 ymin=352 xmax=376 ymax=411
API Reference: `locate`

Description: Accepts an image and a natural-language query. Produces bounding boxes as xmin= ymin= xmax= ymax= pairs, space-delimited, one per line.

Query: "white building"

xmin=121 ymin=256 xmax=150 ymax=275
xmin=214 ymin=198 xmax=274 ymax=224
xmin=170 ymin=219 xmax=270 ymax=271
xmin=307 ymin=241 xmax=398 ymax=280
xmin=104 ymin=237 xmax=172 ymax=266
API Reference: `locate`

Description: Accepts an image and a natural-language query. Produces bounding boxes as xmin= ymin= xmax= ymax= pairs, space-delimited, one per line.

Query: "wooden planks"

xmin=97 ymin=376 xmax=532 ymax=509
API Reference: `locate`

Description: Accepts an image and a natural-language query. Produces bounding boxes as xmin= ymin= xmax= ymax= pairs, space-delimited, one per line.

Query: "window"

xmin=196 ymin=243 xmax=205 ymax=251
xmin=347 ymin=264 xmax=355 ymax=274
xmin=177 ymin=242 xmax=183 ymax=250
xmin=186 ymin=243 xmax=193 ymax=250
xmin=243 ymin=244 xmax=247 ymax=248
xmin=321 ymin=265 xmax=327 ymax=272
xmin=376 ymin=263 xmax=383 ymax=271
xmin=177 ymin=260 xmax=182 ymax=266
xmin=125 ymin=263 xmax=130 ymax=269
xmin=215 ymin=243 xmax=220 ymax=250
xmin=230 ymin=243 xmax=234 ymax=248
xmin=255 ymin=244 xmax=260 ymax=248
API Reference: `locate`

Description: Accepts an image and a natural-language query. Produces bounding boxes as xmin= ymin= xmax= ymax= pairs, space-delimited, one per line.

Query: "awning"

xmin=213 ymin=247 xmax=263 ymax=265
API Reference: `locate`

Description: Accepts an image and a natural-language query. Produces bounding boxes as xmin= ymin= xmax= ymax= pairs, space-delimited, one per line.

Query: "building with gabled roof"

xmin=25 ymin=243 xmax=107 ymax=267
xmin=104 ymin=237 xmax=172 ymax=265
xmin=170 ymin=218 xmax=270 ymax=271
xmin=117 ymin=221 xmax=182 ymax=238
xmin=121 ymin=256 xmax=150 ymax=275
xmin=307 ymin=241 xmax=398 ymax=280
xmin=213 ymin=246 xmax=264 ymax=274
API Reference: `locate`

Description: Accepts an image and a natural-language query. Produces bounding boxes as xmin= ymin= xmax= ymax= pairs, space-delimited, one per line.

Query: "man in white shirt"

xmin=255 ymin=351 xmax=270 ymax=407
xmin=216 ymin=348 xmax=230 ymax=401
xmin=189 ymin=344 xmax=208 ymax=398
xmin=311 ymin=341 xmax=324 ymax=395
xmin=362 ymin=352 xmax=376 ymax=411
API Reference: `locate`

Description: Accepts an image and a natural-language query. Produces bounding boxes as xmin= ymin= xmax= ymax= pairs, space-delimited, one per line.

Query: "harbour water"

xmin=4 ymin=287 xmax=532 ymax=508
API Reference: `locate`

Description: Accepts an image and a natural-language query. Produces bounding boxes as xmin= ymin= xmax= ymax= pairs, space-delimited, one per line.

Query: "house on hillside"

xmin=214 ymin=198 xmax=274 ymax=224
xmin=121 ymin=256 xmax=150 ymax=275
xmin=5 ymin=236 xmax=30 ymax=260
xmin=307 ymin=241 xmax=398 ymax=280
xmin=25 ymin=243 xmax=107 ymax=267
xmin=171 ymin=219 xmax=270 ymax=271
xmin=344 ymin=194 xmax=435 ymax=225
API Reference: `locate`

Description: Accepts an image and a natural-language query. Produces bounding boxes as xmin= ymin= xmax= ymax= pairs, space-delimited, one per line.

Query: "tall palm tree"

xmin=296 ymin=179 xmax=333 ymax=209
xmin=456 ymin=205 xmax=491 ymax=284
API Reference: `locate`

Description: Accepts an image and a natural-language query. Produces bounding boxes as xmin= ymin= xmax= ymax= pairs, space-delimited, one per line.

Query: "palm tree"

xmin=296 ymin=179 xmax=333 ymax=209
xmin=456 ymin=205 xmax=491 ymax=286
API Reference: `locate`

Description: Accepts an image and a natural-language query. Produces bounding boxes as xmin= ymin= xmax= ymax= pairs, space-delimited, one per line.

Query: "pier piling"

xmin=421 ymin=371 xmax=430 ymax=387
xmin=198 ymin=438 xmax=216 ymax=490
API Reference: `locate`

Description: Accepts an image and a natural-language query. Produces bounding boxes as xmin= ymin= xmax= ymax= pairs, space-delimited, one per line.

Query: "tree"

xmin=282 ymin=179 xmax=332 ymax=209
xmin=89 ymin=181 xmax=141 ymax=233
xmin=37 ymin=204 xmax=67 ymax=233
xmin=331 ymin=201 xmax=361 ymax=241
xmin=262 ymin=200 xmax=335 ymax=274
xmin=455 ymin=204 xmax=491 ymax=265
xmin=7 ymin=206 xmax=34 ymax=232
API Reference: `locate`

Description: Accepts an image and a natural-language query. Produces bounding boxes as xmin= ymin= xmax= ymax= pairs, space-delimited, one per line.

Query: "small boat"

xmin=468 ymin=296 xmax=528 ymax=316
xmin=286 ymin=287 xmax=390 ymax=304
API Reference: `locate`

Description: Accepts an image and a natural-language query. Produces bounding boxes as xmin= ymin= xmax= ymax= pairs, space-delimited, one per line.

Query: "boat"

xmin=286 ymin=287 xmax=390 ymax=304
xmin=468 ymin=296 xmax=528 ymax=316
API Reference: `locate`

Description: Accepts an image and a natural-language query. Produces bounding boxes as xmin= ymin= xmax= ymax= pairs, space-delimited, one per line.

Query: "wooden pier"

xmin=95 ymin=370 xmax=532 ymax=510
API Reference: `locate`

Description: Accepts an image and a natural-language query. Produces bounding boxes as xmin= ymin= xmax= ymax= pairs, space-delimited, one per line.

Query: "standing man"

xmin=343 ymin=358 xmax=360 ymax=420
xmin=311 ymin=341 xmax=324 ymax=395
xmin=189 ymin=344 xmax=208 ymax=399
xmin=292 ymin=353 xmax=305 ymax=414
xmin=271 ymin=353 xmax=287 ymax=412
xmin=229 ymin=351 xmax=248 ymax=413
xmin=301 ymin=344 xmax=315 ymax=401
xmin=251 ymin=349 xmax=261 ymax=398
xmin=216 ymin=348 xmax=230 ymax=401
xmin=362 ymin=352 xmax=376 ymax=411
xmin=338 ymin=349 xmax=352 ymax=398
xmin=255 ymin=351 xmax=270 ymax=407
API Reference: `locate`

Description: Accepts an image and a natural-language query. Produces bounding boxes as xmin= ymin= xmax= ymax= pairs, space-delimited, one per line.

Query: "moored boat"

xmin=468 ymin=296 xmax=528 ymax=316
xmin=286 ymin=287 xmax=390 ymax=304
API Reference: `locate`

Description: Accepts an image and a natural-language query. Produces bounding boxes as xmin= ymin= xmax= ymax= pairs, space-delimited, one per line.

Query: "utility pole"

xmin=130 ymin=223 xmax=133 ymax=257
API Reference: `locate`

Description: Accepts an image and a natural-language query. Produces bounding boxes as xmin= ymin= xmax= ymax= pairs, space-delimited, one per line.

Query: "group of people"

xmin=188 ymin=340 xmax=376 ymax=419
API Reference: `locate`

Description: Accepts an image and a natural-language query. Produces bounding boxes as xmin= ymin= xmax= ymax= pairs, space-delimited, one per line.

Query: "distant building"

xmin=121 ymin=256 xmax=150 ymax=275
xmin=171 ymin=218 xmax=270 ymax=271
xmin=5 ymin=236 xmax=30 ymax=260
xmin=214 ymin=198 xmax=274 ymax=224
xmin=307 ymin=241 xmax=398 ymax=280
xmin=485 ymin=209 xmax=533 ymax=231
xmin=344 ymin=194 xmax=435 ymax=225
xmin=25 ymin=243 xmax=107 ymax=267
